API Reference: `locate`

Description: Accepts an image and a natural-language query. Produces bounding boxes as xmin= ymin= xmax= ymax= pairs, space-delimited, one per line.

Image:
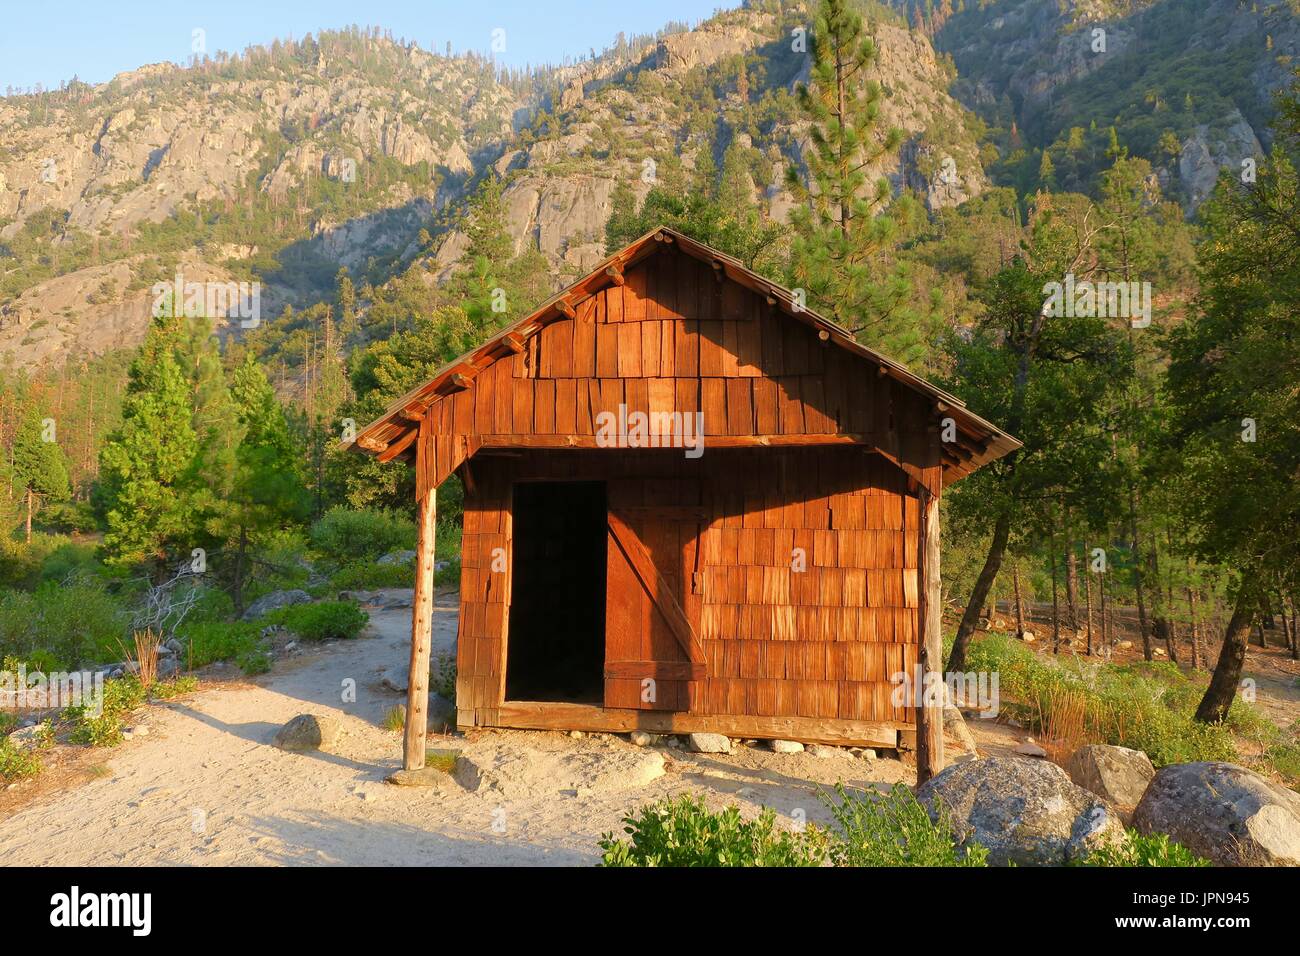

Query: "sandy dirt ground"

xmin=0 ymin=590 xmax=912 ymax=867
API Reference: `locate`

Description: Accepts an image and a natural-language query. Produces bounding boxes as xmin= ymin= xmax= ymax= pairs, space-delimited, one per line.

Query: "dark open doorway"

xmin=505 ymin=481 xmax=607 ymax=703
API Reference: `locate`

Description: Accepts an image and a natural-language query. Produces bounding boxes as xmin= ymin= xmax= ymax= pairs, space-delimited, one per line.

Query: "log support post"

xmin=404 ymin=483 xmax=437 ymax=771
xmin=916 ymin=483 xmax=945 ymax=785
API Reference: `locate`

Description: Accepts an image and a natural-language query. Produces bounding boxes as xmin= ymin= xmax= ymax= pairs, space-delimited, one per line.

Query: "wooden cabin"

xmin=349 ymin=227 xmax=1018 ymax=781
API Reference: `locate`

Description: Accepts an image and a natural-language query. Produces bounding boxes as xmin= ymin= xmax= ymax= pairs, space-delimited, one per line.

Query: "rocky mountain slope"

xmin=902 ymin=0 xmax=1299 ymax=207
xmin=0 ymin=1 xmax=986 ymax=369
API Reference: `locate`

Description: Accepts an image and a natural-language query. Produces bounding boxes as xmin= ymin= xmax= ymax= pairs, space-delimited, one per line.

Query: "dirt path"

xmin=0 ymin=590 xmax=910 ymax=867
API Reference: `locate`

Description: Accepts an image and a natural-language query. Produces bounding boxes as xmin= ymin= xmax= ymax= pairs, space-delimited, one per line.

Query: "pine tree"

xmin=787 ymin=0 xmax=927 ymax=366
xmin=13 ymin=402 xmax=71 ymax=542
xmin=214 ymin=355 xmax=310 ymax=612
xmin=97 ymin=345 xmax=199 ymax=569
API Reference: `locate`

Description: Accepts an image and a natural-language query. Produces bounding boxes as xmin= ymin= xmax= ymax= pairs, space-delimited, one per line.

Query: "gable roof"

xmin=345 ymin=225 xmax=1020 ymax=484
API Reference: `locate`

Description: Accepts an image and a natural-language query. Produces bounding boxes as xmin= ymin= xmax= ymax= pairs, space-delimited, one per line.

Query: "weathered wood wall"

xmin=455 ymin=446 xmax=920 ymax=731
xmin=435 ymin=251 xmax=942 ymax=740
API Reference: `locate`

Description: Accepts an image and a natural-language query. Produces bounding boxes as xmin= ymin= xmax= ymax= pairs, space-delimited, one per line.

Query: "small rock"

xmin=859 ymin=749 xmax=878 ymax=761
xmin=666 ymin=737 xmax=681 ymax=748
xmin=385 ymin=767 xmax=449 ymax=788
xmin=687 ymin=732 xmax=731 ymax=754
xmin=629 ymin=731 xmax=657 ymax=747
xmin=377 ymin=550 xmax=418 ymax=566
xmin=273 ymin=714 xmax=340 ymax=751
xmin=242 ymin=589 xmax=312 ymax=621
xmin=1116 ymin=640 xmax=1133 ymax=650
xmin=6 ymin=724 xmax=47 ymax=750
xmin=807 ymin=744 xmax=838 ymax=758
xmin=1015 ymin=737 xmax=1048 ymax=758
xmin=568 ymin=730 xmax=585 ymax=739
xmin=769 ymin=739 xmax=804 ymax=754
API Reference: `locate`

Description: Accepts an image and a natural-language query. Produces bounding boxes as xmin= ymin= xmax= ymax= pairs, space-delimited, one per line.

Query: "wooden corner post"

xmin=916 ymin=482 xmax=945 ymax=785
xmin=405 ymin=450 xmax=438 ymax=771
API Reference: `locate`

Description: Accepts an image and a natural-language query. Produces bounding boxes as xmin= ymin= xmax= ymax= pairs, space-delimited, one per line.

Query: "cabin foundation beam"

xmin=404 ymin=483 xmax=437 ymax=771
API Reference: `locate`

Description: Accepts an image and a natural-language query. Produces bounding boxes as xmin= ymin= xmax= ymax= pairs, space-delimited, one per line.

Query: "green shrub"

xmin=69 ymin=712 xmax=124 ymax=747
xmin=329 ymin=559 xmax=413 ymax=591
xmin=0 ymin=582 xmax=129 ymax=667
xmin=0 ymin=736 xmax=42 ymax=781
xmin=178 ymin=619 xmax=263 ymax=668
xmin=820 ymin=783 xmax=988 ymax=867
xmin=150 ymin=676 xmax=198 ymax=700
xmin=243 ymin=529 xmax=313 ymax=597
xmin=39 ymin=541 xmax=102 ymax=584
xmin=65 ymin=675 xmax=145 ymax=747
xmin=310 ymin=507 xmax=415 ymax=564
xmin=236 ymin=645 xmax=272 ymax=674
xmin=1078 ymin=830 xmax=1212 ymax=867
xmin=268 ymin=601 xmax=368 ymax=641
xmin=599 ymin=795 xmax=827 ymax=867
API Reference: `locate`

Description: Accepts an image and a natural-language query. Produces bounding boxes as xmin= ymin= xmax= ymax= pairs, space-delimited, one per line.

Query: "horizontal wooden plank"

xmin=492 ymin=701 xmax=903 ymax=747
xmin=604 ymin=660 xmax=707 ymax=681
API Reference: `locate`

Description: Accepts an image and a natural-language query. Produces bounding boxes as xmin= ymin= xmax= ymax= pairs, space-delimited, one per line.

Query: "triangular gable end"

xmin=348 ymin=227 xmax=1021 ymax=494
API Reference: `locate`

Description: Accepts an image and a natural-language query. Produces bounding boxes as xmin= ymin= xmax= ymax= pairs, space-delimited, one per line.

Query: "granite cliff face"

xmin=915 ymin=0 xmax=1299 ymax=210
xmin=0 ymin=4 xmax=985 ymax=368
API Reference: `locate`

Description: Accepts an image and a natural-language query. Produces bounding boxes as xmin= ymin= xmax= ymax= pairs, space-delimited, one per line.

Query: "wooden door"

xmin=603 ymin=509 xmax=706 ymax=711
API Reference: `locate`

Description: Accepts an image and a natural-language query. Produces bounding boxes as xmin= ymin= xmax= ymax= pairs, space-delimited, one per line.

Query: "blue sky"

xmin=1 ymin=0 xmax=734 ymax=93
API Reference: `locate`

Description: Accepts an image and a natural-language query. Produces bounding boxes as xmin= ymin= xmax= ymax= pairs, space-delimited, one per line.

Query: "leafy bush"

xmin=0 ymin=735 xmax=42 ymax=781
xmin=820 ymin=783 xmax=988 ymax=867
xmin=0 ymin=582 xmax=129 ymax=667
xmin=66 ymin=675 xmax=146 ymax=747
xmin=268 ymin=601 xmax=368 ymax=641
xmin=177 ymin=619 xmax=263 ymax=669
xmin=236 ymin=645 xmax=272 ymax=674
xmin=244 ymin=529 xmax=313 ymax=597
xmin=150 ymin=676 xmax=198 ymax=700
xmin=310 ymin=507 xmax=415 ymax=564
xmin=1078 ymin=830 xmax=1212 ymax=867
xmin=329 ymin=559 xmax=414 ymax=591
xmin=38 ymin=541 xmax=102 ymax=584
xmin=599 ymin=795 xmax=827 ymax=867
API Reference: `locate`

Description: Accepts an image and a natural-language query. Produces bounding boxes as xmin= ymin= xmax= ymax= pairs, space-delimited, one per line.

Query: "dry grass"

xmin=1029 ymin=685 xmax=1090 ymax=763
xmin=118 ymin=630 xmax=163 ymax=692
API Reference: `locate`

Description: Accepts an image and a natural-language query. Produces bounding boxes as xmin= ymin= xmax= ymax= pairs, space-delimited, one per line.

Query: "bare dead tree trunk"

xmin=1128 ymin=482 xmax=1152 ymax=660
xmin=25 ymin=485 xmax=33 ymax=544
xmin=1279 ymin=593 xmax=1294 ymax=661
xmin=1100 ymin=569 xmax=1110 ymax=647
xmin=1013 ymin=561 xmax=1026 ymax=639
xmin=1085 ymin=568 xmax=1094 ymax=656
xmin=1065 ymin=543 xmax=1080 ymax=636
xmin=1188 ymin=585 xmax=1201 ymax=670
xmin=1195 ymin=587 xmax=1257 ymax=724
xmin=946 ymin=510 xmax=1011 ymax=674
xmin=1051 ymin=545 xmax=1061 ymax=654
